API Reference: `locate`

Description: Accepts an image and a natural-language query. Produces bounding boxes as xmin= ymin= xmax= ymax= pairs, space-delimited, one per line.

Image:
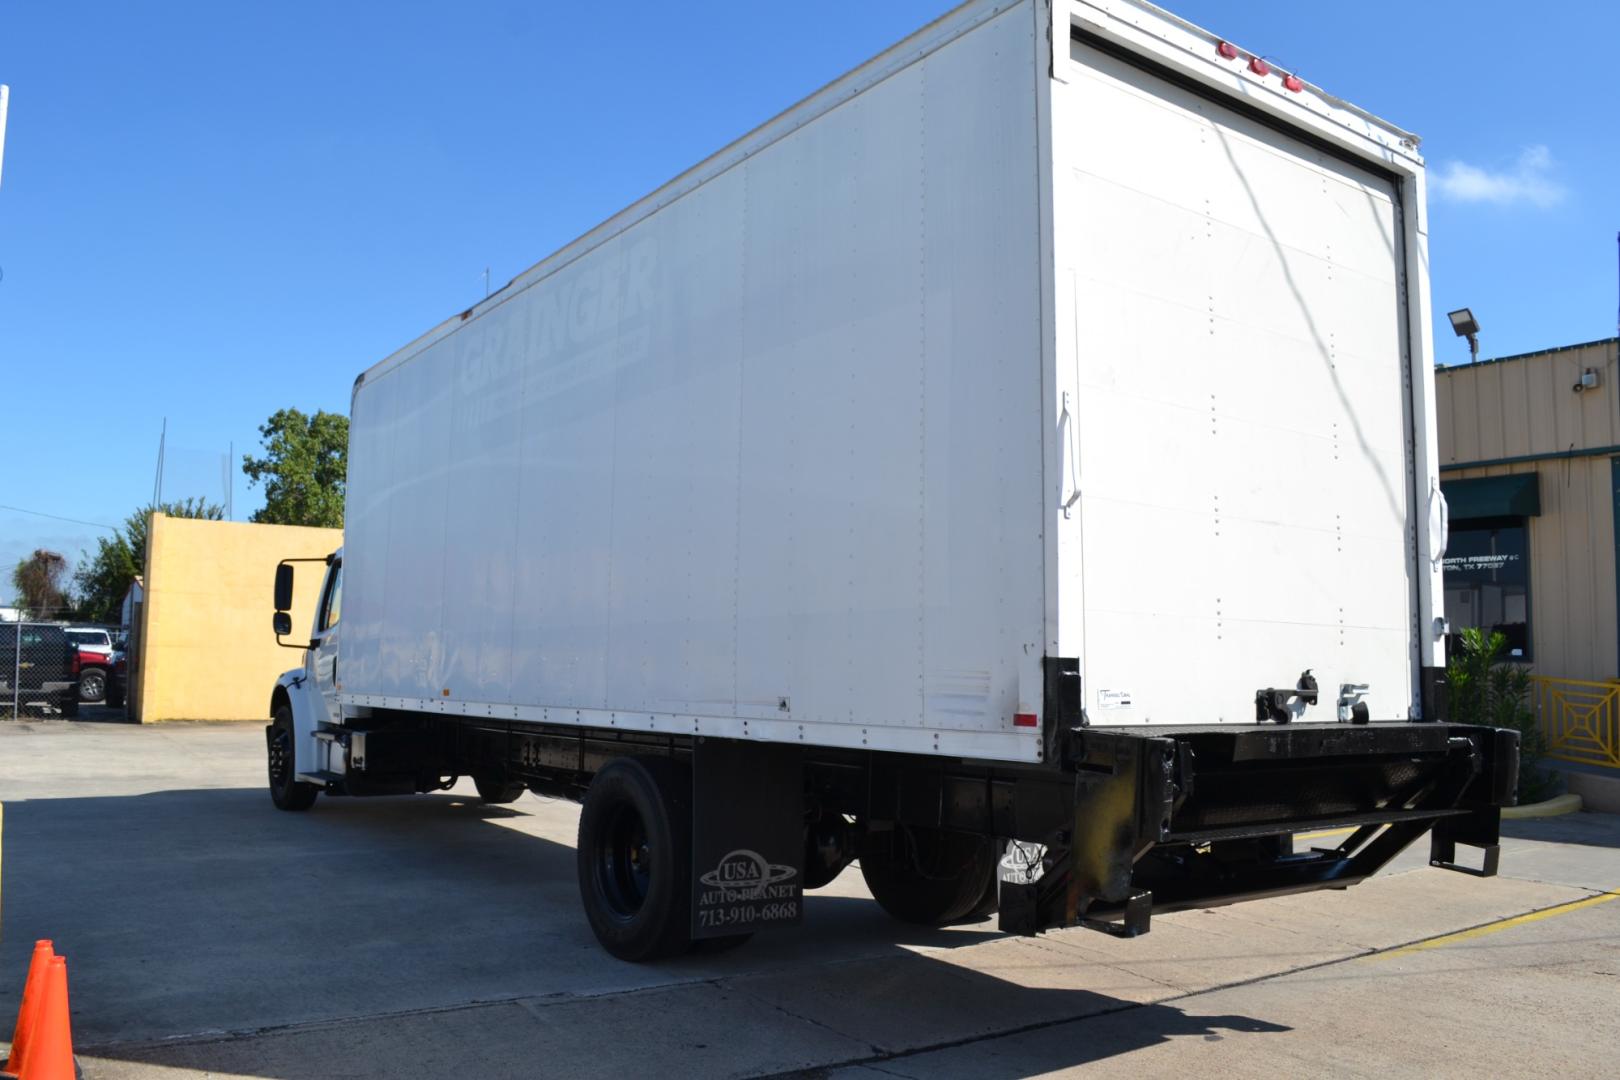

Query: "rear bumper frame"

xmin=1000 ymin=722 xmax=1518 ymax=937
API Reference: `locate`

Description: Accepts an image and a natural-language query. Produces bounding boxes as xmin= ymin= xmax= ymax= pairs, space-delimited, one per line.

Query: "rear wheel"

xmin=267 ymin=705 xmax=318 ymax=811
xmin=56 ymin=693 xmax=79 ymax=719
xmin=860 ymin=826 xmax=997 ymax=927
xmin=576 ymin=757 xmax=692 ymax=961
xmin=963 ymin=844 xmax=1004 ymax=921
xmin=473 ymin=774 xmax=526 ymax=804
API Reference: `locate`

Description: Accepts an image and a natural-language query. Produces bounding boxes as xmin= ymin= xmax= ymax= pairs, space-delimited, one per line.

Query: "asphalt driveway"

xmin=1 ymin=719 xmax=1614 ymax=1078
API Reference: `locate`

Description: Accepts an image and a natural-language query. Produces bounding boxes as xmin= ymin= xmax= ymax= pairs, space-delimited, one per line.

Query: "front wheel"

xmin=576 ymin=757 xmax=692 ymax=961
xmin=267 ymin=705 xmax=318 ymax=812
xmin=473 ymin=774 xmax=526 ymax=804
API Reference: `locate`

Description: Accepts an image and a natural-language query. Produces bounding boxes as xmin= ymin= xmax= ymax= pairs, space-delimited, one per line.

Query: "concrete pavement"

xmin=1 ymin=719 xmax=1615 ymax=1078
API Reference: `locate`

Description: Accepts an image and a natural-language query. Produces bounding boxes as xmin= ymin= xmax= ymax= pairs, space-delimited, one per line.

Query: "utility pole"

xmin=0 ymin=84 xmax=10 ymax=191
xmin=152 ymin=419 xmax=167 ymax=506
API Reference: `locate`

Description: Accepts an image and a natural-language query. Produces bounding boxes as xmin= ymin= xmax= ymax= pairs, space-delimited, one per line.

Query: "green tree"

xmin=73 ymin=498 xmax=223 ymax=623
xmin=241 ymin=408 xmax=348 ymax=528
xmin=11 ymin=549 xmax=72 ymax=619
xmin=1446 ymin=627 xmax=1552 ymax=802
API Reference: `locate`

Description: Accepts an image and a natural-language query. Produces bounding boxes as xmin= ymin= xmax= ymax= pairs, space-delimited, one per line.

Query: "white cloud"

xmin=1430 ymin=145 xmax=1567 ymax=208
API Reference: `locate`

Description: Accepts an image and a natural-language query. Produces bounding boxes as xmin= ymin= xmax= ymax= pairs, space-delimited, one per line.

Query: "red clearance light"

xmin=1249 ymin=57 xmax=1271 ymax=76
xmin=1216 ymin=41 xmax=1239 ymax=60
xmin=1013 ymin=712 xmax=1038 ymax=728
xmin=1283 ymin=73 xmax=1304 ymax=92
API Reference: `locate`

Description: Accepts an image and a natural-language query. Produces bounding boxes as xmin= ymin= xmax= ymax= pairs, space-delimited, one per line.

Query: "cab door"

xmin=310 ymin=559 xmax=343 ymax=725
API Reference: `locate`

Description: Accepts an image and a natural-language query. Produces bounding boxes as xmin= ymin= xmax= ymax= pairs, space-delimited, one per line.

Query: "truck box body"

xmin=340 ymin=0 xmax=1445 ymax=766
xmin=272 ymin=0 xmax=1512 ymax=960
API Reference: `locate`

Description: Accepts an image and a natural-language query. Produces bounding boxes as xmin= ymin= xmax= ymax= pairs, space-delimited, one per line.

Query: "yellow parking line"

xmin=1373 ymin=890 xmax=1620 ymax=960
xmin=1295 ymin=827 xmax=1355 ymax=842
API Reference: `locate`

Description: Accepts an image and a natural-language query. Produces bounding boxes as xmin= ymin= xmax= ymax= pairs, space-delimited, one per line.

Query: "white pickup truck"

xmin=267 ymin=0 xmax=1516 ymax=961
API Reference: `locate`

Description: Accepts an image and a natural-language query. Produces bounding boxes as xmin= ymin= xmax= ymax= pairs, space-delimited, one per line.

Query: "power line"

xmin=0 ymin=504 xmax=119 ymax=532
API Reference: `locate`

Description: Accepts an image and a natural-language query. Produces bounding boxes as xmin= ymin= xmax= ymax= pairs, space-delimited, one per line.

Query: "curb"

xmin=1502 ymin=793 xmax=1583 ymax=820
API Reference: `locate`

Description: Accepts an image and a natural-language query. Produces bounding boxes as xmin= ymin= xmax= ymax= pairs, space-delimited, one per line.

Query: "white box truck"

xmin=266 ymin=0 xmax=1516 ymax=960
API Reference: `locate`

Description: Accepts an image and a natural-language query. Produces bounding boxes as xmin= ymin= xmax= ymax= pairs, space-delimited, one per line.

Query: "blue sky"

xmin=2 ymin=1 xmax=1616 ymax=598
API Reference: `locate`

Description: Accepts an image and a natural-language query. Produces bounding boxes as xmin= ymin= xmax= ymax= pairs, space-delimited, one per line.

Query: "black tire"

xmin=473 ymin=774 xmax=526 ymax=804
xmin=576 ymin=757 xmax=693 ymax=961
xmin=860 ymin=827 xmax=998 ymax=927
xmin=105 ymin=683 xmax=125 ymax=709
xmin=57 ymin=693 xmax=79 ymax=719
xmin=803 ymin=816 xmax=855 ymax=890
xmin=267 ymin=705 xmax=318 ymax=812
xmin=963 ymin=849 xmax=1003 ymax=922
xmin=79 ymin=668 xmax=107 ymax=702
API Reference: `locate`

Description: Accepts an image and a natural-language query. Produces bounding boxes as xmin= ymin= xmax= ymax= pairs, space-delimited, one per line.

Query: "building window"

xmin=1443 ymin=517 xmax=1531 ymax=659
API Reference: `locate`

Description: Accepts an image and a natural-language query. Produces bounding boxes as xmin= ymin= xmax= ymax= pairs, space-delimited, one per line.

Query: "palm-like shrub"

xmin=1445 ymin=627 xmax=1552 ymax=802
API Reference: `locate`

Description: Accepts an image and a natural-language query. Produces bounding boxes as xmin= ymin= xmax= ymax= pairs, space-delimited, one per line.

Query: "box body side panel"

xmin=343 ymin=2 xmax=1049 ymax=762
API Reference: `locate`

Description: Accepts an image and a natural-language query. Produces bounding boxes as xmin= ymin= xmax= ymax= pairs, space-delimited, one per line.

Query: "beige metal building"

xmin=128 ymin=514 xmax=340 ymax=723
xmin=1436 ymin=335 xmax=1620 ymax=774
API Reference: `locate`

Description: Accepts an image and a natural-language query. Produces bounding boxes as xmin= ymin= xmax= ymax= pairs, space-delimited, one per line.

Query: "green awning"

xmin=1442 ymin=473 xmax=1540 ymax=520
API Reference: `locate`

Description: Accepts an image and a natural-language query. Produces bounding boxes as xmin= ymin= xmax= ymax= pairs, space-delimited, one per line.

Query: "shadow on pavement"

xmin=70 ymin=703 xmax=136 ymax=725
xmin=0 ymin=786 xmax=1292 ymax=1078
xmin=1503 ymin=810 xmax=1620 ymax=849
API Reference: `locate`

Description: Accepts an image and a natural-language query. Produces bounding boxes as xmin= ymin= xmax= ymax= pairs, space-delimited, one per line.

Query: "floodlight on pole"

xmin=1446 ymin=307 xmax=1480 ymax=363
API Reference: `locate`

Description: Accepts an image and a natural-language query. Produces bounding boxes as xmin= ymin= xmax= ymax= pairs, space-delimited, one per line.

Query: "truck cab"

xmin=266 ymin=550 xmax=344 ymax=810
xmin=268 ymin=549 xmax=523 ymax=809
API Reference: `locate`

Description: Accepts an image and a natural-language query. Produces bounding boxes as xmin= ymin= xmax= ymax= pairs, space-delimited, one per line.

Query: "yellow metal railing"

xmin=1531 ymin=675 xmax=1620 ymax=770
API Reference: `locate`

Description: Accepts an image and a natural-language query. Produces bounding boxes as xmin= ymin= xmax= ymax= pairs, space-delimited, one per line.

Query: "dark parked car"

xmin=0 ymin=624 xmax=80 ymax=718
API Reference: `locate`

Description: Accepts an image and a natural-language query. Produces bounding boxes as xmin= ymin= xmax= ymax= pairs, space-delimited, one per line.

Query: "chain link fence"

xmin=0 ymin=622 xmax=81 ymax=719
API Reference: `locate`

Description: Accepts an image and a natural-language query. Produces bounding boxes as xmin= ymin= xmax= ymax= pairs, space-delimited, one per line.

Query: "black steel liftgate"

xmin=1000 ymin=722 xmax=1518 ymax=938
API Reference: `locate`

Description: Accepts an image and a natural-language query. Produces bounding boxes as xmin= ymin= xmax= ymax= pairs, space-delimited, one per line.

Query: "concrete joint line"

xmin=752 ymin=889 xmax=1620 ymax=1080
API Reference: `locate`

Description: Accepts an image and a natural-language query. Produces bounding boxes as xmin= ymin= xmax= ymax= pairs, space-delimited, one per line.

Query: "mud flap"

xmin=690 ymin=739 xmax=805 ymax=939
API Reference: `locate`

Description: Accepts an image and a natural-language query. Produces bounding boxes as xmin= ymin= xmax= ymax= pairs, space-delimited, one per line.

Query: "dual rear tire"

xmin=576 ymin=757 xmax=696 ymax=961
xmin=859 ymin=827 xmax=1000 ymax=927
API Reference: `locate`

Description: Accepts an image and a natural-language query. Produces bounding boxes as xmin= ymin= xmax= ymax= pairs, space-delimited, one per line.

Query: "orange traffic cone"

xmin=14 ymin=956 xmax=72 ymax=1080
xmin=2 ymin=940 xmax=54 ymax=1076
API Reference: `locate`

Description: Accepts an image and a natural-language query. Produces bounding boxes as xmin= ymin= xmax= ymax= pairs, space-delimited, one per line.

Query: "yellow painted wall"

xmin=132 ymin=515 xmax=340 ymax=722
xmin=1437 ymin=338 xmax=1620 ymax=681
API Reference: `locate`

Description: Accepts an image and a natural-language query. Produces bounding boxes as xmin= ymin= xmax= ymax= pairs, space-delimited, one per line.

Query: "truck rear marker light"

xmin=1216 ymin=41 xmax=1238 ymax=60
xmin=1283 ymin=74 xmax=1303 ymax=92
xmin=1248 ymin=57 xmax=1271 ymax=76
xmin=1013 ymin=712 xmax=1038 ymax=727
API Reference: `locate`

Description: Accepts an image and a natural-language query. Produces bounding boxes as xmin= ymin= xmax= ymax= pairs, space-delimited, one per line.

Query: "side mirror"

xmin=272 ymin=611 xmax=292 ymax=636
xmin=274 ymin=564 xmax=294 ymax=612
